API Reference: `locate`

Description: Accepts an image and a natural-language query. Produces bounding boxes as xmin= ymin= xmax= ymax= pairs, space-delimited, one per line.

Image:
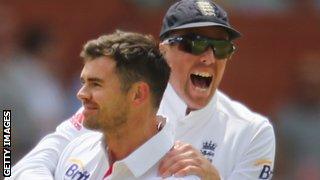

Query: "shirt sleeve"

xmin=7 ymin=108 xmax=90 ymax=179
xmin=227 ymin=119 xmax=276 ymax=180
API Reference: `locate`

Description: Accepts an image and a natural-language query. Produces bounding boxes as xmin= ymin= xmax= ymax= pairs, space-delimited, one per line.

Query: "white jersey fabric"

xmin=9 ymin=84 xmax=275 ymax=180
xmin=158 ymin=85 xmax=275 ymax=180
xmin=54 ymin=119 xmax=199 ymax=180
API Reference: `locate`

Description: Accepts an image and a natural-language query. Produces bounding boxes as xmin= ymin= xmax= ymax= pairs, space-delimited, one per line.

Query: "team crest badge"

xmin=196 ymin=0 xmax=217 ymax=16
xmin=200 ymin=140 xmax=217 ymax=162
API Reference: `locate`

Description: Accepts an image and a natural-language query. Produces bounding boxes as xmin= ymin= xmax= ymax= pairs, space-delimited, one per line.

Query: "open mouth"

xmin=190 ymin=72 xmax=213 ymax=90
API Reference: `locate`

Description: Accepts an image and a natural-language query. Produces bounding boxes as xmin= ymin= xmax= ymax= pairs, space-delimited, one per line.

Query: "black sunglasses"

xmin=164 ymin=33 xmax=235 ymax=59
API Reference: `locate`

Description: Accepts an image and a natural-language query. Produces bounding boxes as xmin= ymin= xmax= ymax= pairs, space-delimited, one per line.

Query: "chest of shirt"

xmin=173 ymin=112 xmax=252 ymax=177
xmin=58 ymin=155 xmax=162 ymax=180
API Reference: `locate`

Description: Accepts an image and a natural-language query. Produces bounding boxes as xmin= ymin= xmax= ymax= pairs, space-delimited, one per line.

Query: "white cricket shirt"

xmin=9 ymin=85 xmax=275 ymax=180
xmin=54 ymin=119 xmax=199 ymax=180
xmin=158 ymin=85 xmax=276 ymax=180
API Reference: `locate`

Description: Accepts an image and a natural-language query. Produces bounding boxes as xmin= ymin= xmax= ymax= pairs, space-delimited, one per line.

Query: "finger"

xmin=160 ymin=159 xmax=201 ymax=177
xmin=159 ymin=151 xmax=187 ymax=174
xmin=159 ymin=148 xmax=179 ymax=173
xmin=178 ymin=143 xmax=202 ymax=155
xmin=174 ymin=166 xmax=202 ymax=178
xmin=175 ymin=161 xmax=220 ymax=180
xmin=173 ymin=141 xmax=198 ymax=152
xmin=174 ymin=140 xmax=183 ymax=147
xmin=159 ymin=149 xmax=198 ymax=174
xmin=169 ymin=143 xmax=201 ymax=159
xmin=159 ymin=145 xmax=203 ymax=174
xmin=159 ymin=143 xmax=187 ymax=173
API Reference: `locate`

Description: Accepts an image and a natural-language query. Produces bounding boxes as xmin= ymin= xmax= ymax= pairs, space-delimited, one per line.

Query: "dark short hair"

xmin=80 ymin=30 xmax=171 ymax=109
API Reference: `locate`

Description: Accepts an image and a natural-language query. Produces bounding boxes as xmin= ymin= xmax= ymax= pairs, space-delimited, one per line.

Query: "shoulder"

xmin=215 ymin=91 xmax=275 ymax=178
xmin=65 ymin=131 xmax=102 ymax=151
xmin=66 ymin=107 xmax=86 ymax=131
xmin=215 ymin=90 xmax=275 ymax=147
xmin=56 ymin=107 xmax=94 ymax=140
xmin=58 ymin=132 xmax=102 ymax=166
xmin=216 ymin=90 xmax=272 ymax=128
xmin=55 ymin=132 xmax=103 ymax=178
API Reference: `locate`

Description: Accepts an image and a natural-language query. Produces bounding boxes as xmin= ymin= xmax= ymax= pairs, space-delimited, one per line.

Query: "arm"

xmin=227 ymin=121 xmax=276 ymax=180
xmin=158 ymin=141 xmax=220 ymax=180
xmin=158 ymin=121 xmax=275 ymax=180
xmin=7 ymin=108 xmax=89 ymax=179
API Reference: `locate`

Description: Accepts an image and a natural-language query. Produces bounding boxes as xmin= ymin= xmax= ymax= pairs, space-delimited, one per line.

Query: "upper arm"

xmin=227 ymin=120 xmax=276 ymax=180
xmin=8 ymin=108 xmax=90 ymax=179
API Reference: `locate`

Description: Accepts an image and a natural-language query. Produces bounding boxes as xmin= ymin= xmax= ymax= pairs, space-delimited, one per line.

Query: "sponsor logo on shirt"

xmin=70 ymin=112 xmax=84 ymax=130
xmin=65 ymin=158 xmax=90 ymax=180
xmin=255 ymin=159 xmax=273 ymax=179
xmin=200 ymin=140 xmax=217 ymax=163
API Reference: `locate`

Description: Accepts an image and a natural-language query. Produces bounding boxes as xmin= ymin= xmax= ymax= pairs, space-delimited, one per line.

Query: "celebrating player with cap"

xmin=9 ymin=0 xmax=275 ymax=179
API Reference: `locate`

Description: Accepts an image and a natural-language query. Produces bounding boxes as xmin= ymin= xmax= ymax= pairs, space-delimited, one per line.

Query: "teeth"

xmin=193 ymin=72 xmax=212 ymax=78
xmin=195 ymin=87 xmax=208 ymax=91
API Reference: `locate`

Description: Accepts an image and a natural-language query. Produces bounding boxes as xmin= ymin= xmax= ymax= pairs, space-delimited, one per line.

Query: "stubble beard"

xmin=83 ymin=113 xmax=101 ymax=130
xmin=83 ymin=107 xmax=129 ymax=135
xmin=102 ymin=109 xmax=129 ymax=135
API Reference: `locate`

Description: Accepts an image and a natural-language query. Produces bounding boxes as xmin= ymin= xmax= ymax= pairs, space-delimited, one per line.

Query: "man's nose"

xmin=77 ymin=85 xmax=91 ymax=101
xmin=199 ymin=48 xmax=216 ymax=65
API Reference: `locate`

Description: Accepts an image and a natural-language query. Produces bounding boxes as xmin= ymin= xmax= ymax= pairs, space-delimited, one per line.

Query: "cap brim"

xmin=170 ymin=22 xmax=241 ymax=40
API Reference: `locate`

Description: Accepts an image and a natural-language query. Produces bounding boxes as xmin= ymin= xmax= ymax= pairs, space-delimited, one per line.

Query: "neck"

xmin=103 ymin=112 xmax=159 ymax=164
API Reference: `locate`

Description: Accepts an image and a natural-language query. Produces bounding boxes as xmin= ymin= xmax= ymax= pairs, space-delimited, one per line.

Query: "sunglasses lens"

xmin=211 ymin=41 xmax=234 ymax=59
xmin=191 ymin=40 xmax=209 ymax=55
xmin=168 ymin=35 xmax=235 ymax=59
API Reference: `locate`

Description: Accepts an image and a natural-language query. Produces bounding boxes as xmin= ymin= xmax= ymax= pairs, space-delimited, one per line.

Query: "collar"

xmin=102 ymin=118 xmax=174 ymax=178
xmin=187 ymin=91 xmax=218 ymax=120
xmin=158 ymin=84 xmax=187 ymax=121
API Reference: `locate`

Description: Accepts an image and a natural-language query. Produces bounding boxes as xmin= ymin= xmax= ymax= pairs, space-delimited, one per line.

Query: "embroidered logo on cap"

xmin=196 ymin=0 xmax=216 ymax=16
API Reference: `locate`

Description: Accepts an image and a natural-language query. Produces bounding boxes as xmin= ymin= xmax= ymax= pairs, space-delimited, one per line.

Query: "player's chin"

xmin=83 ymin=108 xmax=98 ymax=117
xmin=186 ymin=97 xmax=211 ymax=110
xmin=186 ymin=88 xmax=215 ymax=109
xmin=83 ymin=117 xmax=99 ymax=130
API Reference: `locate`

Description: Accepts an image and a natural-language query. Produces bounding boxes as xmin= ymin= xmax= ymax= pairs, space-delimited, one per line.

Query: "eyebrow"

xmin=80 ymin=77 xmax=104 ymax=83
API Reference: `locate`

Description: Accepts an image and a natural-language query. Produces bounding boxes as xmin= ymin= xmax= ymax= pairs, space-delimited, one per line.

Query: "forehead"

xmin=169 ymin=26 xmax=229 ymax=39
xmin=81 ymin=56 xmax=116 ymax=77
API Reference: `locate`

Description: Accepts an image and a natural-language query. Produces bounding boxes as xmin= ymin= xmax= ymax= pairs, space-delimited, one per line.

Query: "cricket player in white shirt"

xmin=9 ymin=0 xmax=275 ymax=179
xmin=53 ymin=30 xmax=198 ymax=180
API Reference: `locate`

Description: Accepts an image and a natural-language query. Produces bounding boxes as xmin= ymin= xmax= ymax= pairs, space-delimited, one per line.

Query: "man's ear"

xmin=159 ymin=42 xmax=167 ymax=56
xmin=130 ymin=82 xmax=150 ymax=106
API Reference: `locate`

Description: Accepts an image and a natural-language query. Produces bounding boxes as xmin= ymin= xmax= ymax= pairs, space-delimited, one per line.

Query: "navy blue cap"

xmin=160 ymin=0 xmax=241 ymax=40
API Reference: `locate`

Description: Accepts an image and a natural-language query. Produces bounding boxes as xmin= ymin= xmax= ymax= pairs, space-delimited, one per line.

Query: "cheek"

xmin=169 ymin=61 xmax=189 ymax=88
xmin=167 ymin=53 xmax=192 ymax=79
xmin=92 ymin=89 xmax=110 ymax=106
xmin=214 ymin=61 xmax=227 ymax=82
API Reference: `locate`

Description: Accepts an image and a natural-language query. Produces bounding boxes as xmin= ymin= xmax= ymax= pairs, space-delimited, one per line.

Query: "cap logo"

xmin=196 ymin=0 xmax=216 ymax=16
